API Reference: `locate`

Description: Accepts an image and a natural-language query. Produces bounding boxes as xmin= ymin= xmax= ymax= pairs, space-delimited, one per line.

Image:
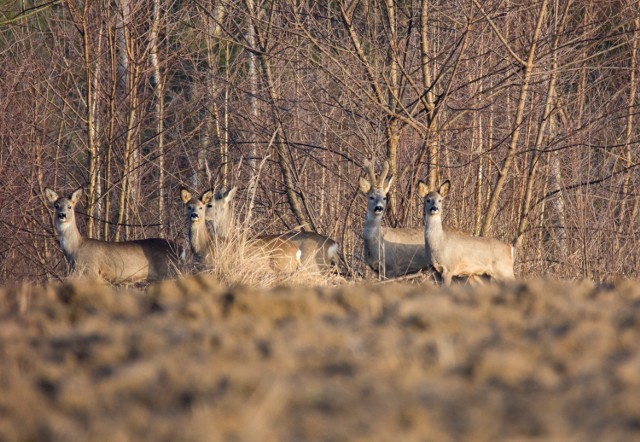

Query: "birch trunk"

xmin=481 ymin=0 xmax=549 ymax=236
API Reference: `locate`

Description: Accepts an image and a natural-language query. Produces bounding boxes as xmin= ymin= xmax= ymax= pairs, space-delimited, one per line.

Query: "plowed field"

xmin=2 ymin=277 xmax=640 ymax=441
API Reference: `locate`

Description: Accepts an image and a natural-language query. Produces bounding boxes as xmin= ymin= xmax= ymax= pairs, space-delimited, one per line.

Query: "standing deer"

xmin=45 ymin=187 xmax=180 ymax=284
xmin=418 ymin=181 xmax=515 ymax=285
xmin=359 ymin=161 xmax=430 ymax=278
xmin=181 ymin=188 xmax=302 ymax=272
xmin=205 ymin=187 xmax=338 ymax=272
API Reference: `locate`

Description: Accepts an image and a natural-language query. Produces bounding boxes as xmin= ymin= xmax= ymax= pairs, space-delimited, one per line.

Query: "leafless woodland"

xmin=1 ymin=0 xmax=639 ymax=283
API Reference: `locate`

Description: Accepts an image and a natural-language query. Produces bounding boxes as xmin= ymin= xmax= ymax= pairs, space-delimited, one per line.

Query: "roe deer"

xmin=205 ymin=187 xmax=338 ymax=273
xmin=205 ymin=187 xmax=237 ymax=238
xmin=181 ymin=188 xmax=302 ymax=272
xmin=418 ymin=181 xmax=515 ymax=285
xmin=280 ymin=231 xmax=339 ymax=272
xmin=45 ymin=187 xmax=180 ymax=284
xmin=359 ymin=161 xmax=429 ymax=278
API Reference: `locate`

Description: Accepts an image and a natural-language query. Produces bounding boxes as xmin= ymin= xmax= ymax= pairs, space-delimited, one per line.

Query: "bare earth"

xmin=1 ymin=276 xmax=640 ymax=441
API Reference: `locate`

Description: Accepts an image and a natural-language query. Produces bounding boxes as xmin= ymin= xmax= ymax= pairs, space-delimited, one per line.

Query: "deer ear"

xmin=201 ymin=190 xmax=214 ymax=204
xmin=439 ymin=180 xmax=450 ymax=197
xmin=70 ymin=188 xmax=83 ymax=205
xmin=359 ymin=176 xmax=371 ymax=194
xmin=224 ymin=187 xmax=237 ymax=202
xmin=180 ymin=187 xmax=192 ymax=204
xmin=45 ymin=188 xmax=59 ymax=204
xmin=418 ymin=181 xmax=429 ymax=197
xmin=383 ymin=176 xmax=394 ymax=195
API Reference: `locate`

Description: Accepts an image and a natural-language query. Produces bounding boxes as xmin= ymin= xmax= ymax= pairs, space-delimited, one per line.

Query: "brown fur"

xmin=359 ymin=161 xmax=429 ymax=278
xmin=45 ymin=187 xmax=180 ymax=284
xmin=181 ymin=187 xmax=301 ymax=273
xmin=419 ymin=181 xmax=515 ymax=285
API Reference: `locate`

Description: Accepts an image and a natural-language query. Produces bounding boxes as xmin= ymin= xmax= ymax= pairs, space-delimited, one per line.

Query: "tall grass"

xmin=188 ymin=219 xmax=344 ymax=289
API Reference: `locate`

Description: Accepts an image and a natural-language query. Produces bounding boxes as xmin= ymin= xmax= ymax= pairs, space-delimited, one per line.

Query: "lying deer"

xmin=45 ymin=187 xmax=180 ymax=284
xmin=205 ymin=187 xmax=338 ymax=272
xmin=359 ymin=160 xmax=430 ymax=278
xmin=181 ymin=187 xmax=301 ymax=272
xmin=418 ymin=181 xmax=515 ymax=285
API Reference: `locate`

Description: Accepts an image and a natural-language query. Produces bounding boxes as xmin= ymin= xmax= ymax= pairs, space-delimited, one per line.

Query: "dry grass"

xmin=187 ymin=219 xmax=345 ymax=289
xmin=2 ymin=277 xmax=640 ymax=441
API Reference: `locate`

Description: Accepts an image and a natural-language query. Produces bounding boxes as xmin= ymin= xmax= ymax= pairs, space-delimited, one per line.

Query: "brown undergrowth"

xmin=1 ymin=277 xmax=640 ymax=441
xmin=190 ymin=232 xmax=346 ymax=290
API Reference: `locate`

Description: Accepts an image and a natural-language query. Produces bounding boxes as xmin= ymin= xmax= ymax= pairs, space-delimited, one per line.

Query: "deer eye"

xmin=207 ymin=204 xmax=212 ymax=208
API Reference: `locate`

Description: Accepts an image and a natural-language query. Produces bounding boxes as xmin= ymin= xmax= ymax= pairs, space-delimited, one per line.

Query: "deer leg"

xmin=466 ymin=274 xmax=482 ymax=286
xmin=441 ymin=269 xmax=453 ymax=286
xmin=493 ymin=268 xmax=515 ymax=282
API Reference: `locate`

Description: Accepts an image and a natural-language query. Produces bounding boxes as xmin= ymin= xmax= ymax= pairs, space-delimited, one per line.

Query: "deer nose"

xmin=429 ymin=206 xmax=439 ymax=214
xmin=374 ymin=205 xmax=384 ymax=213
xmin=191 ymin=213 xmax=199 ymax=221
xmin=58 ymin=213 xmax=67 ymax=221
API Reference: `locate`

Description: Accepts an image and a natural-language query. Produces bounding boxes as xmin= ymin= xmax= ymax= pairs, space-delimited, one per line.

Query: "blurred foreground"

xmin=1 ymin=277 xmax=640 ymax=441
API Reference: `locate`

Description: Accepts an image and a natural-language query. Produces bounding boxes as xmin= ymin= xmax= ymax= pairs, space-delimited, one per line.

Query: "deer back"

xmin=252 ymin=235 xmax=302 ymax=273
xmin=76 ymin=238 xmax=180 ymax=283
xmin=431 ymin=229 xmax=514 ymax=280
xmin=280 ymin=231 xmax=338 ymax=271
xmin=368 ymin=227 xmax=429 ymax=278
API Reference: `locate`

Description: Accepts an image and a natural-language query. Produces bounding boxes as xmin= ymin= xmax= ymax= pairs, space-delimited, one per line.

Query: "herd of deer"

xmin=44 ymin=162 xmax=515 ymax=286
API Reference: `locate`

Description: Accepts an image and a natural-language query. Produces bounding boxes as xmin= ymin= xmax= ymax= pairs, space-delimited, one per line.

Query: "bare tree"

xmin=1 ymin=0 xmax=639 ymax=283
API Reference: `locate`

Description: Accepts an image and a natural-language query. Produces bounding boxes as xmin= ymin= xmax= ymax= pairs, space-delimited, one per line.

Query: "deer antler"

xmin=363 ymin=158 xmax=378 ymax=187
xmin=378 ymin=160 xmax=390 ymax=185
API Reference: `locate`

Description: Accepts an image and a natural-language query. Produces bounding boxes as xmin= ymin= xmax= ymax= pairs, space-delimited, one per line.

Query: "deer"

xmin=418 ymin=180 xmax=515 ymax=285
xmin=359 ymin=160 xmax=430 ymax=278
xmin=204 ymin=186 xmax=339 ymax=273
xmin=180 ymin=187 xmax=302 ymax=273
xmin=205 ymin=187 xmax=237 ymax=238
xmin=45 ymin=187 xmax=181 ymax=284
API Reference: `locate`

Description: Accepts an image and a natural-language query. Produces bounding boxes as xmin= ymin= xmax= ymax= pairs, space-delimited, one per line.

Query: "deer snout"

xmin=57 ymin=213 xmax=67 ymax=221
xmin=190 ymin=212 xmax=200 ymax=221
xmin=429 ymin=206 xmax=439 ymax=214
xmin=373 ymin=205 xmax=384 ymax=214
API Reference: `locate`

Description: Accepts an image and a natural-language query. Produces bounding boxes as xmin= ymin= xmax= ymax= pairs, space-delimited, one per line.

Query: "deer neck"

xmin=364 ymin=212 xmax=383 ymax=238
xmin=363 ymin=213 xmax=384 ymax=264
xmin=189 ymin=221 xmax=211 ymax=259
xmin=424 ymin=214 xmax=445 ymax=249
xmin=55 ymin=218 xmax=83 ymax=264
xmin=210 ymin=216 xmax=233 ymax=239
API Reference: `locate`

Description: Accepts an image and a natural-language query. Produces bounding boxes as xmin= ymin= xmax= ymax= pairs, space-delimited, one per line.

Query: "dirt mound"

xmin=1 ymin=277 xmax=640 ymax=441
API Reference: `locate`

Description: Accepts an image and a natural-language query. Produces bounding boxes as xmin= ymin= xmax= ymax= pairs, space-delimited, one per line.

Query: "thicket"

xmin=0 ymin=0 xmax=638 ymax=282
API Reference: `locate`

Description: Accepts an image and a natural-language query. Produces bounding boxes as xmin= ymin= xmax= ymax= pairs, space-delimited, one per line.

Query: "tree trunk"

xmin=481 ymin=0 xmax=548 ymax=236
xmin=516 ymin=0 xmax=572 ymax=250
xmin=244 ymin=0 xmax=314 ymax=230
xmin=150 ymin=0 xmax=166 ymax=229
